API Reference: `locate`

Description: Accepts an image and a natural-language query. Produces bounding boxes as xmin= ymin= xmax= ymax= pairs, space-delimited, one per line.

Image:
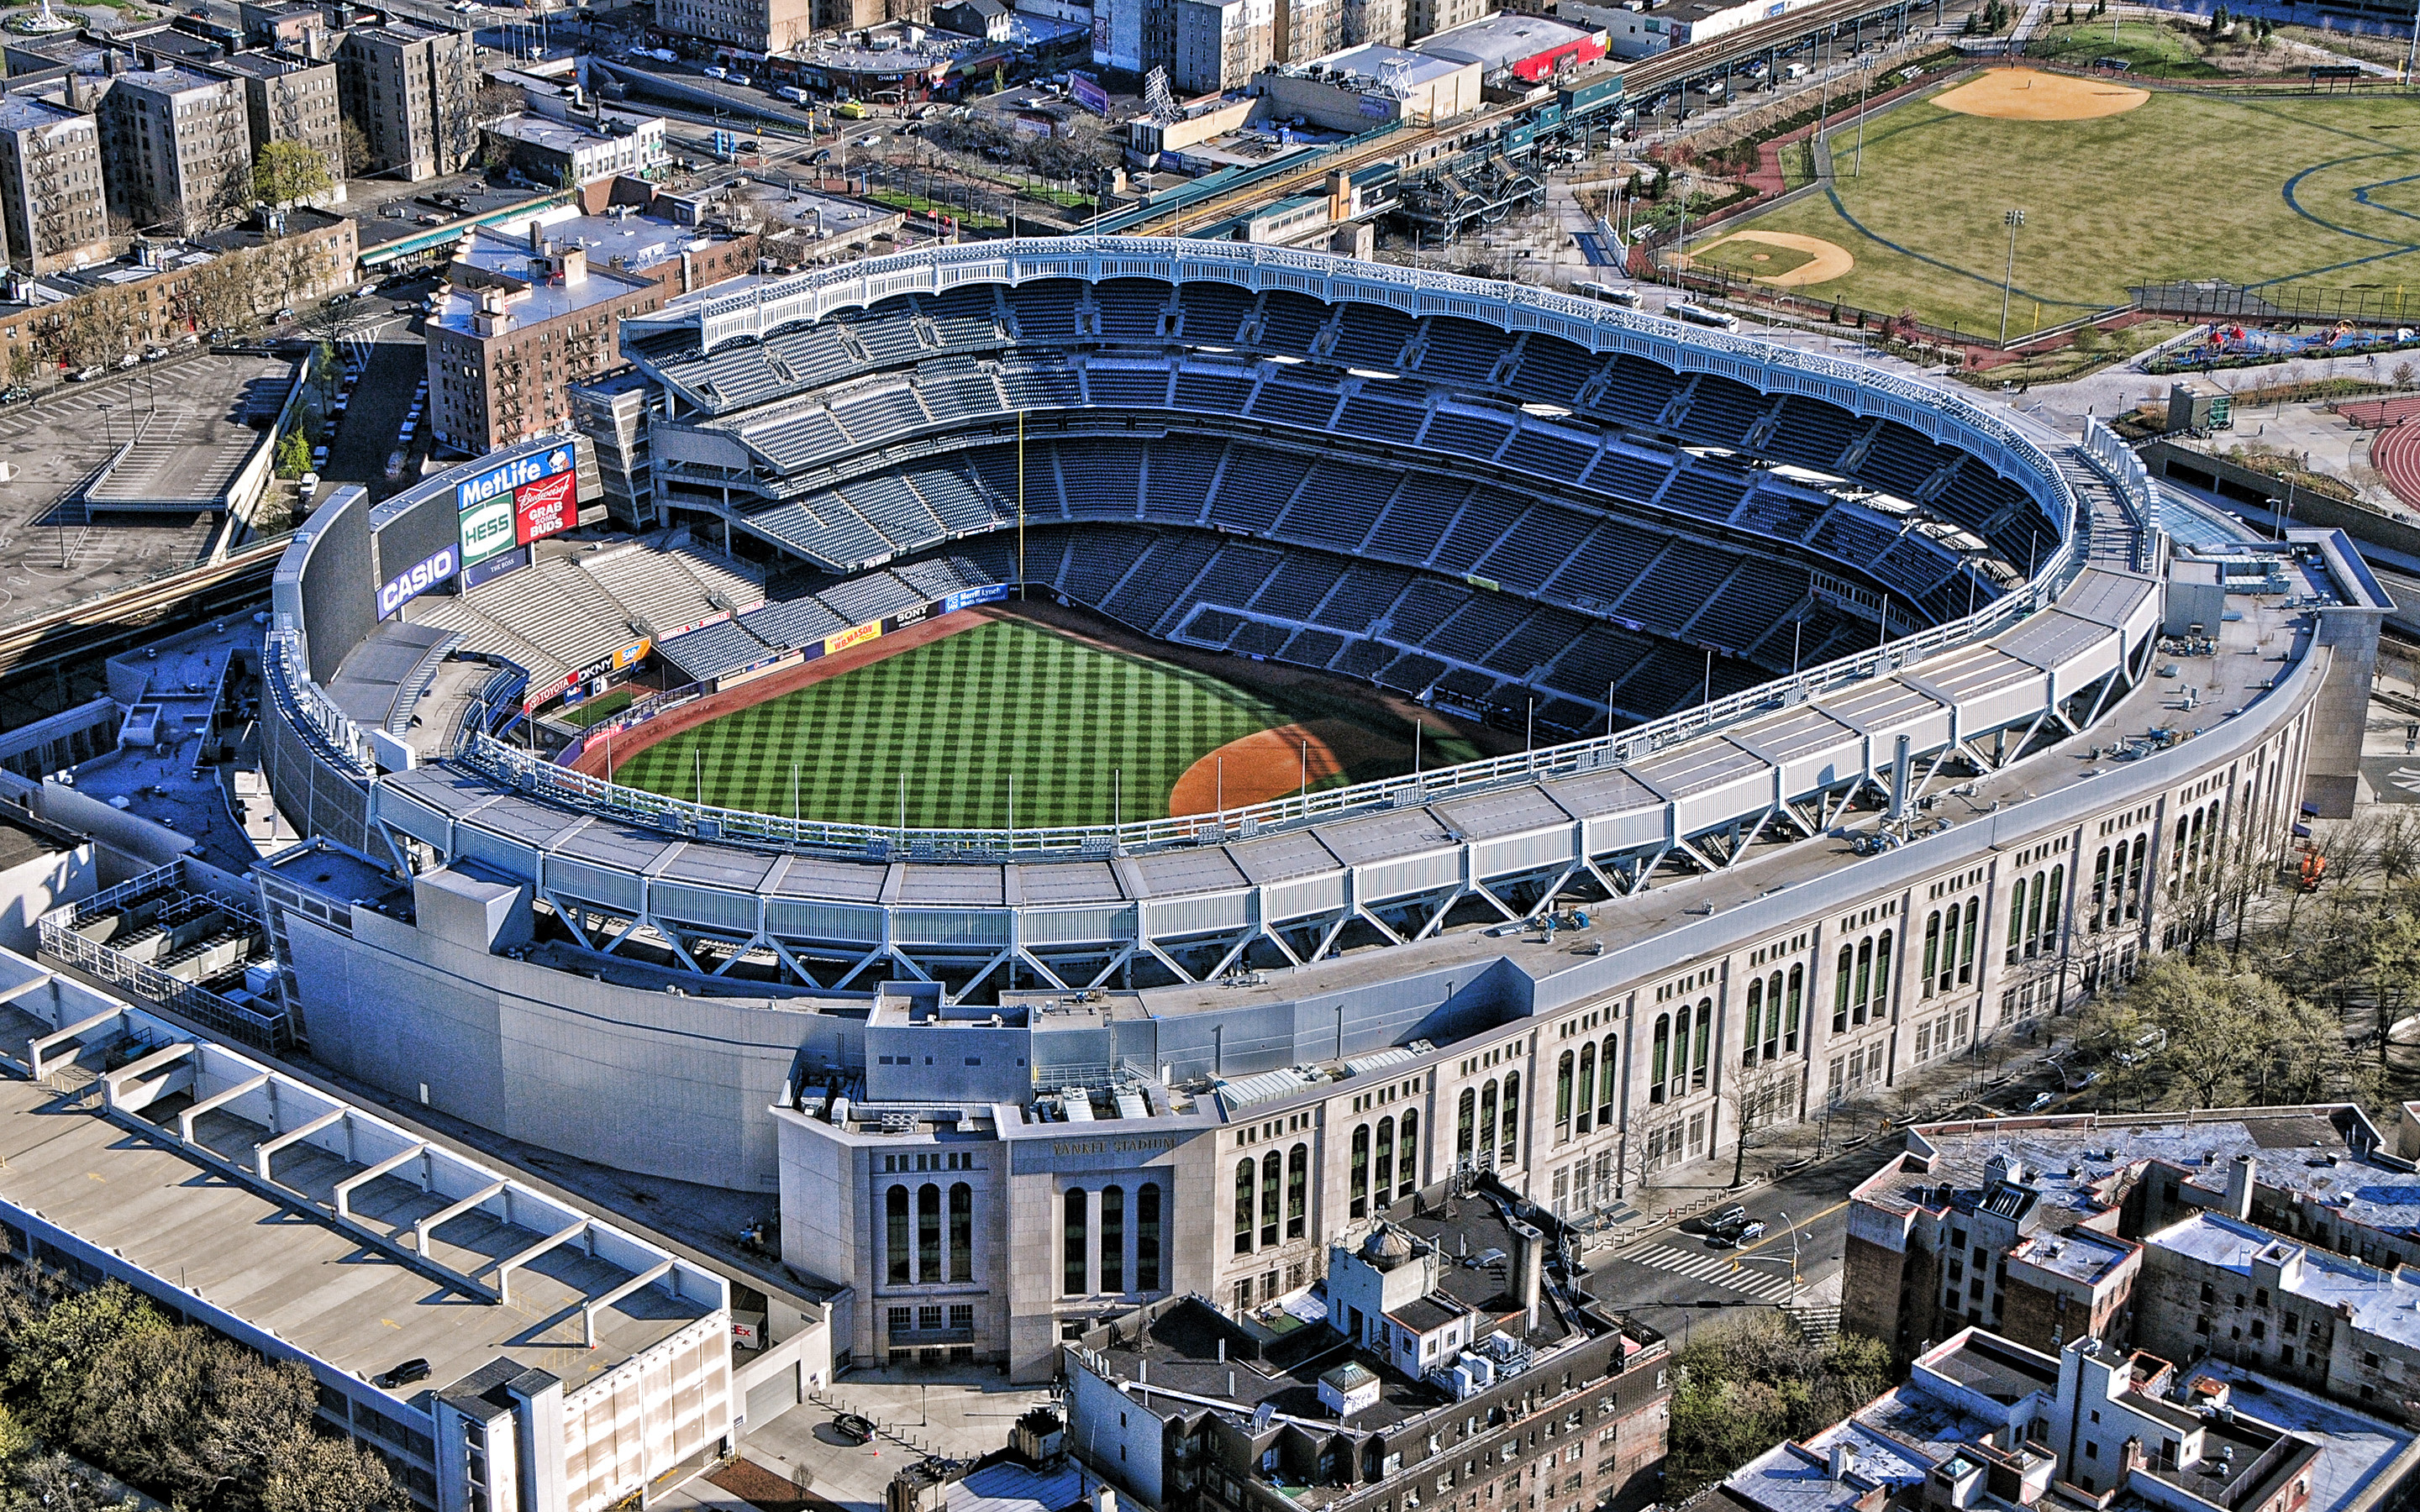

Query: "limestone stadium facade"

xmin=254 ymin=239 xmax=2385 ymax=1386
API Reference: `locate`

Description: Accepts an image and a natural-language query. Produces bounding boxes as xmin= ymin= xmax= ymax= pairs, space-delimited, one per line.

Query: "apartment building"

xmin=93 ymin=66 xmax=251 ymax=235
xmin=428 ymin=238 xmax=661 ymax=454
xmin=1173 ymin=0 xmax=1276 ymax=93
xmin=481 ymin=113 xmax=666 ymax=189
xmin=0 ymin=93 xmax=108 ymax=272
xmin=194 ymin=50 xmax=344 ymax=202
xmin=655 ymin=0 xmax=819 ymax=55
xmin=336 ymin=20 xmax=476 ymax=181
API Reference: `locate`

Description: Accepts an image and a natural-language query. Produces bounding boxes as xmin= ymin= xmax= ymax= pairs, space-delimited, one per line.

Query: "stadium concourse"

xmin=250 ymin=239 xmax=2387 ymax=1392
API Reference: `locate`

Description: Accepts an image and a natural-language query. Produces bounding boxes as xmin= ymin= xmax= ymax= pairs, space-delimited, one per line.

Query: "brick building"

xmin=427 ymin=212 xmax=759 ymax=454
xmin=93 ymin=66 xmax=251 ymax=235
xmin=335 ymin=20 xmax=476 ymax=181
xmin=0 ymin=93 xmax=108 ymax=272
xmin=1061 ymin=1190 xmax=1671 ymax=1512
xmin=193 ymin=50 xmax=345 ymax=203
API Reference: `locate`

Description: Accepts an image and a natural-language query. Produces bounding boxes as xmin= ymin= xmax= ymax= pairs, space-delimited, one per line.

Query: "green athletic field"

xmin=606 ymin=617 xmax=1481 ymax=829
xmin=1712 ymin=82 xmax=2420 ymax=334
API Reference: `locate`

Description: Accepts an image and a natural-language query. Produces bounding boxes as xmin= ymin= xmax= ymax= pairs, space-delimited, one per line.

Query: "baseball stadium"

xmin=254 ymin=239 xmax=2378 ymax=1386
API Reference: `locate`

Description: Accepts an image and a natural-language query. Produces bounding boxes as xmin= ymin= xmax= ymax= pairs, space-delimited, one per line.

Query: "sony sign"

xmin=377 ymin=544 xmax=458 ymax=620
xmin=456 ymin=443 xmax=575 ymax=512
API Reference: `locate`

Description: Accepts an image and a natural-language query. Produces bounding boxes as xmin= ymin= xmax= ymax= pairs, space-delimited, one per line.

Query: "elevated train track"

xmin=0 ymin=543 xmax=280 ymax=690
xmin=1139 ymin=0 xmax=1934 ymax=238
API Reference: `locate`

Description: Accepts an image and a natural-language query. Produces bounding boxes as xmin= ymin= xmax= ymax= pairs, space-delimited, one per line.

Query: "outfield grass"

xmin=1719 ymin=84 xmax=2420 ymax=334
xmin=2023 ymin=19 xmax=2228 ymax=76
xmin=559 ymin=687 xmax=636 ymax=728
xmin=607 ymin=617 xmax=1480 ymax=829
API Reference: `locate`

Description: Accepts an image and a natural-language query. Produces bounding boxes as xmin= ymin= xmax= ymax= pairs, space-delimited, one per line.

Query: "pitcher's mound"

xmin=1170 ymin=719 xmax=1397 ymax=816
xmin=1691 ymin=230 xmax=1855 ymax=288
xmin=1934 ymin=67 xmax=2149 ymax=120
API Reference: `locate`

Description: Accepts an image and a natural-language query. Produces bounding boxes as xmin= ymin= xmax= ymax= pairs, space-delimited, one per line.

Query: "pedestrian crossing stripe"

xmin=1624 ymin=1244 xmax=1799 ymax=1300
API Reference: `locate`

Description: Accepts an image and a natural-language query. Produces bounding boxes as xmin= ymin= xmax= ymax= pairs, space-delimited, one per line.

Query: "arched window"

xmin=1692 ymin=999 xmax=1712 ymax=1089
xmin=886 ymin=1185 xmax=911 ymax=1284
xmin=1556 ymin=1051 xmax=1575 ymax=1134
xmin=2025 ymin=871 xmax=2047 ymax=958
xmin=1576 ymin=1043 xmax=1596 ymax=1133
xmin=1260 ymin=1150 xmax=1281 ymax=1249
xmin=2041 ymin=864 xmax=2064 ymax=953
xmin=1873 ymin=932 xmax=1892 ymax=1021
xmin=1853 ymin=938 xmax=1873 ymax=1026
xmin=1744 ymin=979 xmax=1765 ymax=1068
xmin=1286 ymin=1143 xmax=1307 ymax=1239
xmin=2091 ymin=846 xmax=2112 ymax=931
xmin=1960 ymin=899 xmax=1980 ymax=982
xmin=1500 ymin=1072 xmax=1520 ymax=1163
xmin=1350 ymin=1124 xmax=1370 ymax=1219
xmin=1764 ymin=974 xmax=1783 ymax=1061
xmin=918 ymin=1183 xmax=941 ymax=1284
xmin=1479 ymin=1080 xmax=1498 ymax=1159
xmin=2126 ymin=834 xmax=2149 ymax=919
xmin=1650 ymin=1015 xmax=1670 ymax=1103
xmin=948 ymin=1182 xmax=972 ymax=1283
xmin=1670 ymin=1005 xmax=1691 ymax=1100
xmin=1833 ymin=947 xmax=1853 ymax=1032
xmin=1785 ymin=964 xmax=1802 ymax=1051
xmin=1137 ymin=1184 xmax=1162 ymax=1291
xmin=1064 ymin=1188 xmax=1088 ymax=1296
xmin=1457 ymin=1088 xmax=1476 ymax=1159
xmin=2170 ymin=815 xmax=2191 ymax=886
xmin=1398 ymin=1110 xmax=1418 ymax=1198
xmin=1375 ymin=1116 xmax=1395 ymax=1198
xmin=1101 ymin=1185 xmax=1126 ymax=1294
xmin=1923 ymin=911 xmax=1942 ymax=995
xmin=1234 ymin=1159 xmax=1255 ymax=1255
xmin=1597 ymin=1037 xmax=1618 ymax=1126
xmin=2007 ymin=875 xmax=2029 ymax=964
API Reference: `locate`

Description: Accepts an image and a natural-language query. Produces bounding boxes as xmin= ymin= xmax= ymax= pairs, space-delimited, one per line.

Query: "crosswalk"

xmin=1622 ymin=1242 xmax=1802 ymax=1301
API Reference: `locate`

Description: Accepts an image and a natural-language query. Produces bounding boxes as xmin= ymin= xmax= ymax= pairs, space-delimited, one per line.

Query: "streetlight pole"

xmin=1998 ymin=207 xmax=2025 ymax=348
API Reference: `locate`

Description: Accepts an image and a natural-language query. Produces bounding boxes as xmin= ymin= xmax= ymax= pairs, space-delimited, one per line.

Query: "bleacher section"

xmin=620 ymin=271 xmax=2070 ymax=734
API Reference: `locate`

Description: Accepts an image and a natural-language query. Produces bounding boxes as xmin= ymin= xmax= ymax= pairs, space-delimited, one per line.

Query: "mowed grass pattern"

xmin=1728 ymin=88 xmax=2420 ymax=332
xmin=613 ymin=619 xmax=1349 ymax=829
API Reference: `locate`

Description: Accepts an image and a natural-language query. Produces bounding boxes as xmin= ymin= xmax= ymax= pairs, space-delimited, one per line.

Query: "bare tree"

xmin=1723 ymin=1062 xmax=1801 ymax=1189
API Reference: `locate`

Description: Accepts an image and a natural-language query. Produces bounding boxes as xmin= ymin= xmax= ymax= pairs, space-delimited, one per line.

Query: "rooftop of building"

xmin=0 ymin=946 xmax=723 ymax=1406
xmin=1286 ymin=41 xmax=1472 ymax=85
xmin=2144 ymin=1210 xmax=2420 ymax=1349
xmin=432 ymin=249 xmax=653 ymax=338
xmin=484 ymin=110 xmax=650 ymax=153
xmin=196 ymin=47 xmax=327 ymax=78
xmin=2007 ymin=1226 xmax=2137 ymax=1285
xmin=1863 ymin=1109 xmax=2417 ymax=1241
xmin=1922 ymin=1329 xmax=2060 ymax=1405
xmin=1414 ymin=11 xmax=1599 ymax=68
xmin=0 ymin=805 xmax=82 ymax=873
xmin=109 ymin=64 xmax=234 ymax=96
xmin=345 ymin=17 xmax=459 ymax=43
xmin=0 ymin=91 xmax=87 ymax=131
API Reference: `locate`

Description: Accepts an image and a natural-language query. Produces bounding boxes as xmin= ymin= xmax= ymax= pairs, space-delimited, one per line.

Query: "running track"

xmin=2374 ymin=417 xmax=2420 ymax=510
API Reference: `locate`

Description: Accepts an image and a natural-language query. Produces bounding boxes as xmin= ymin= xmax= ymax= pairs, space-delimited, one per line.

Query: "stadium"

xmin=255 ymin=239 xmax=2375 ymax=1385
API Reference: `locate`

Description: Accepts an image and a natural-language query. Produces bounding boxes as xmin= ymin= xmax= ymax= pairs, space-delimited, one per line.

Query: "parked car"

xmin=69 ymin=365 xmax=103 ymax=381
xmin=114 ymin=351 xmax=139 ymax=370
xmin=832 ymin=1414 xmax=876 ymax=1446
xmin=374 ymin=1358 xmax=432 ymax=1389
xmin=727 ymin=73 xmax=750 ymax=87
xmin=0 ymin=385 xmax=29 ymax=403
xmin=310 ymin=444 xmax=328 ymax=468
xmin=776 ymin=84 xmax=810 ymax=103
xmin=703 ymin=64 xmax=728 ymax=78
xmin=1735 ymin=1221 xmax=1768 ymax=1244
xmin=140 ymin=344 xmax=169 ymax=362
xmin=2027 ymin=1091 xmax=2057 ymax=1111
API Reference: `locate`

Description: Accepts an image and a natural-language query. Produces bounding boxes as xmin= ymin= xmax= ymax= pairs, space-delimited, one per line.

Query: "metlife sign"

xmin=457 ymin=443 xmax=575 ymax=512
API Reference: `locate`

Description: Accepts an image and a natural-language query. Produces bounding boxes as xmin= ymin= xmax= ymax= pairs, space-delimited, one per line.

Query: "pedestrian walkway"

xmin=1623 ymin=1242 xmax=1802 ymax=1301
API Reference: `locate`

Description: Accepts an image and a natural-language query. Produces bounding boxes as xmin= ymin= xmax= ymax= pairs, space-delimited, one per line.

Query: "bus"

xmin=1574 ymin=280 xmax=1643 ymax=308
xmin=1669 ymin=302 xmax=1739 ymax=331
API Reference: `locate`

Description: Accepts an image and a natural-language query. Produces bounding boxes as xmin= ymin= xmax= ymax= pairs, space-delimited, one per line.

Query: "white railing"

xmin=264 ymin=628 xmax=375 ymax=777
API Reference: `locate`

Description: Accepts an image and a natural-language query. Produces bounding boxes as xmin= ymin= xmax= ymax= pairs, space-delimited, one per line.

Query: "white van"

xmin=776 ymin=84 xmax=810 ymax=103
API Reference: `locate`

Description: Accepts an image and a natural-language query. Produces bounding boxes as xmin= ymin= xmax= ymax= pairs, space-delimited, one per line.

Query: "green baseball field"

xmin=606 ymin=613 xmax=1486 ymax=829
xmin=1693 ymin=69 xmax=2420 ymax=335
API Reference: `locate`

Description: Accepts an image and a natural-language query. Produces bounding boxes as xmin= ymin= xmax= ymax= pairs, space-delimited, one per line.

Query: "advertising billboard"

xmin=939 ymin=584 xmax=1008 ymax=615
xmin=514 ymin=469 xmax=577 ymax=547
xmin=377 ymin=544 xmax=458 ymax=620
xmin=1069 ymin=71 xmax=1110 ymax=114
xmin=457 ymin=441 xmax=576 ymax=512
xmin=463 ymin=545 xmax=529 ymax=591
xmin=823 ymin=621 xmax=881 ymax=657
xmin=458 ymin=494 xmax=516 ymax=564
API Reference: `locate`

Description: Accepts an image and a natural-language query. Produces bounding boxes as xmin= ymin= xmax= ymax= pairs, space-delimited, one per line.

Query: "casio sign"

xmin=378 ymin=545 xmax=458 ymax=619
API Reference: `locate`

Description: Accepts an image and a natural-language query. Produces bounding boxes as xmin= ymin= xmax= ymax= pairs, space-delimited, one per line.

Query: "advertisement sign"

xmin=463 ymin=545 xmax=529 ymax=591
xmin=457 ymin=442 xmax=576 ymax=512
xmin=939 ymin=584 xmax=1008 ymax=615
xmin=458 ymin=494 xmax=516 ymax=564
xmin=377 ymin=544 xmax=458 ymax=620
xmin=1068 ymin=71 xmax=1110 ymax=115
xmin=514 ymin=470 xmax=578 ymax=547
xmin=823 ymin=621 xmax=882 ymax=657
xmin=609 ymin=638 xmax=650 ymax=674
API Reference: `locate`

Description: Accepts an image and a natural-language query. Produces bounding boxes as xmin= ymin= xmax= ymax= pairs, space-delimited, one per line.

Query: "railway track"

xmin=1141 ymin=0 xmax=1928 ymax=237
xmin=0 ymin=542 xmax=282 ymax=685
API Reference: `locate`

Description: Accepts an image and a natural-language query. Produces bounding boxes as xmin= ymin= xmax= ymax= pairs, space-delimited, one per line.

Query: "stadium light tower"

xmin=1998 ymin=208 xmax=2027 ymax=348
